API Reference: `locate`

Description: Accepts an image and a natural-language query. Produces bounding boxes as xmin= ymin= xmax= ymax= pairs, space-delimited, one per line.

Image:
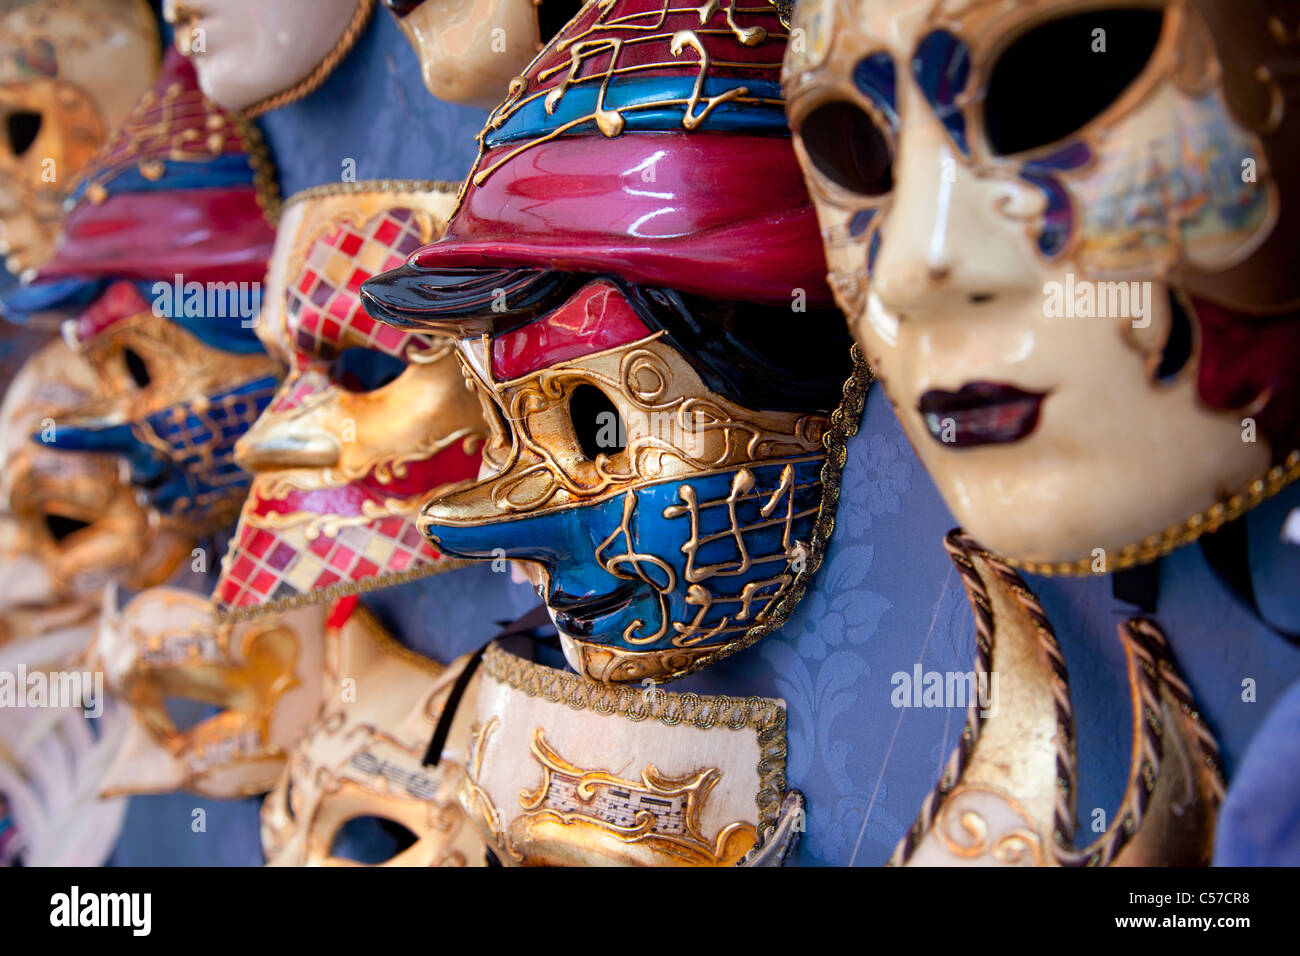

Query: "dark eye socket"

xmin=44 ymin=512 xmax=91 ymax=542
xmin=537 ymin=0 xmax=584 ymax=44
xmin=984 ymin=8 xmax=1165 ymax=156
xmin=329 ymin=815 xmax=419 ymax=864
xmin=328 ymin=347 xmax=406 ymax=393
xmin=569 ymin=383 xmax=625 ymax=461
xmin=5 ymin=110 xmax=42 ymax=156
xmin=798 ymin=100 xmax=894 ymax=196
xmin=123 ymin=347 xmax=151 ymax=388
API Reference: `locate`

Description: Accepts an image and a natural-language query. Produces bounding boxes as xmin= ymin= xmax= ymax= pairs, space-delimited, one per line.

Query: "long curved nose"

xmin=870 ymin=60 xmax=1041 ymax=320
xmin=234 ymin=375 xmax=342 ymax=471
xmin=235 ymin=422 xmax=341 ymax=470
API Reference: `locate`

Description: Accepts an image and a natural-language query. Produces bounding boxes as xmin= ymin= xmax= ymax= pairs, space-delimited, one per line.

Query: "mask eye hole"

xmin=329 ymin=815 xmax=419 ymax=864
xmin=569 ymin=383 xmax=626 ymax=461
xmin=328 ymin=347 xmax=406 ymax=393
xmin=123 ymin=347 xmax=151 ymax=388
xmin=44 ymin=512 xmax=90 ymax=542
xmin=537 ymin=0 xmax=584 ymax=43
xmin=5 ymin=110 xmax=42 ymax=157
xmin=797 ymin=100 xmax=893 ymax=197
xmin=984 ymin=8 xmax=1165 ymax=156
xmin=163 ymin=696 xmax=211 ymax=733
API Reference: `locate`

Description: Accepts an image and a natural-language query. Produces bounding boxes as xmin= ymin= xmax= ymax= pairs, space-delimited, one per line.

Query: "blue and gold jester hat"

xmin=24 ymin=49 xmax=281 ymax=536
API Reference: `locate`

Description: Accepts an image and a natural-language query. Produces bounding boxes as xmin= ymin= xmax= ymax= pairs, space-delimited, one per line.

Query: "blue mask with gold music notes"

xmin=364 ymin=274 xmax=863 ymax=684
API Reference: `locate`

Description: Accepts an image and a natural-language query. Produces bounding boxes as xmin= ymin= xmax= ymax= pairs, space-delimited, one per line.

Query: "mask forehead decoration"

xmin=261 ymin=599 xmax=485 ymax=866
xmin=165 ymin=0 xmax=376 ymax=116
xmin=784 ymin=0 xmax=1300 ymax=573
xmin=383 ymin=0 xmax=582 ymax=110
xmin=26 ymin=50 xmax=280 ymax=538
xmin=213 ymin=182 xmax=488 ymax=619
xmin=362 ymin=0 xmax=868 ymax=684
xmin=0 ymin=0 xmax=158 ymax=279
xmin=458 ymin=642 xmax=803 ymax=866
xmin=891 ymin=531 xmax=1223 ymax=866
xmin=92 ymin=586 xmax=331 ymax=798
xmin=0 ymin=340 xmax=189 ymax=615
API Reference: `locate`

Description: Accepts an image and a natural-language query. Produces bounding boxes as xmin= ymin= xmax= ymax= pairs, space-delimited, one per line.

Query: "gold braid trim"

xmin=241 ymin=0 xmax=377 ymax=119
xmin=283 ymin=178 xmax=465 ymax=210
xmin=480 ymin=641 xmax=789 ymax=834
xmin=228 ymin=109 xmax=282 ymax=224
xmin=1006 ymin=449 xmax=1300 ymax=576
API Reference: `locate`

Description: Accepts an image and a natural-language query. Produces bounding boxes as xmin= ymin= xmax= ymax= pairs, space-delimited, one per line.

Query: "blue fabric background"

xmin=74 ymin=11 xmax=1300 ymax=866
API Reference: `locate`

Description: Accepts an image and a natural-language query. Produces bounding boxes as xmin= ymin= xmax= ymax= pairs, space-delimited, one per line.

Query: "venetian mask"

xmin=783 ymin=0 xmax=1300 ymax=573
xmin=261 ymin=598 xmax=485 ymax=866
xmin=212 ymin=182 xmax=487 ymax=618
xmin=459 ymin=641 xmax=804 ymax=866
xmin=28 ymin=50 xmax=280 ymax=538
xmin=164 ymin=0 xmax=376 ymax=115
xmin=0 ymin=0 xmax=158 ymax=277
xmin=383 ymin=0 xmax=583 ymax=110
xmin=92 ymin=586 xmax=330 ymax=798
xmin=360 ymin=0 xmax=864 ymax=684
xmin=0 ymin=339 xmax=189 ymax=618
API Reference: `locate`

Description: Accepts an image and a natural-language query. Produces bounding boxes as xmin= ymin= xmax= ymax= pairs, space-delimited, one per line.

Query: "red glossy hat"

xmin=389 ymin=0 xmax=831 ymax=309
xmin=35 ymin=49 xmax=277 ymax=287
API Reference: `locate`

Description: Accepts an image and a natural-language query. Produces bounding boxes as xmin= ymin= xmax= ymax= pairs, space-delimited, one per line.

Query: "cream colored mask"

xmin=261 ymin=599 xmax=485 ymax=866
xmin=92 ymin=586 xmax=330 ymax=798
xmin=783 ymin=0 xmax=1300 ymax=573
xmin=164 ymin=0 xmax=375 ymax=115
xmin=213 ymin=182 xmax=487 ymax=618
xmin=0 ymin=0 xmax=158 ymax=275
xmin=0 ymin=339 xmax=190 ymax=623
xmin=383 ymin=0 xmax=582 ymax=110
xmin=460 ymin=641 xmax=805 ymax=866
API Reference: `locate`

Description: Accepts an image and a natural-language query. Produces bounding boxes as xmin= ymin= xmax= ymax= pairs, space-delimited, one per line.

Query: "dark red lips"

xmin=918 ymin=382 xmax=1048 ymax=447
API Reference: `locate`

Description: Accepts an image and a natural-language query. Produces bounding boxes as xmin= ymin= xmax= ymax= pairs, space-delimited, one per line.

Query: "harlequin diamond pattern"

xmin=216 ymin=510 xmax=442 ymax=612
xmin=285 ymin=207 xmax=431 ymax=363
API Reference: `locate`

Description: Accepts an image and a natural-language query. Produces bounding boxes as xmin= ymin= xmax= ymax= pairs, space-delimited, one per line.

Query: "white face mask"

xmin=784 ymin=0 xmax=1299 ymax=573
xmin=164 ymin=0 xmax=374 ymax=114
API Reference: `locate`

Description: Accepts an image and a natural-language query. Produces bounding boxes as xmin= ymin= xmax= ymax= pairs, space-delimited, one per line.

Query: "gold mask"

xmin=459 ymin=641 xmax=805 ymax=866
xmin=261 ymin=600 xmax=486 ymax=866
xmin=60 ymin=284 xmax=282 ymax=538
xmin=890 ymin=531 xmax=1223 ymax=866
xmin=213 ymin=182 xmax=488 ymax=618
xmin=0 ymin=0 xmax=159 ymax=275
xmin=384 ymin=0 xmax=570 ymax=111
xmin=92 ymin=586 xmax=331 ymax=798
xmin=0 ymin=338 xmax=189 ymax=620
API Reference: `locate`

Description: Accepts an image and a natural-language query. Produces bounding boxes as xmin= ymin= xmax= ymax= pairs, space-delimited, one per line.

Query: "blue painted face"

xmin=32 ymin=280 xmax=280 ymax=535
xmin=405 ymin=278 xmax=859 ymax=682
xmin=426 ymin=458 xmax=826 ymax=662
xmin=49 ymin=375 xmax=278 ymax=531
